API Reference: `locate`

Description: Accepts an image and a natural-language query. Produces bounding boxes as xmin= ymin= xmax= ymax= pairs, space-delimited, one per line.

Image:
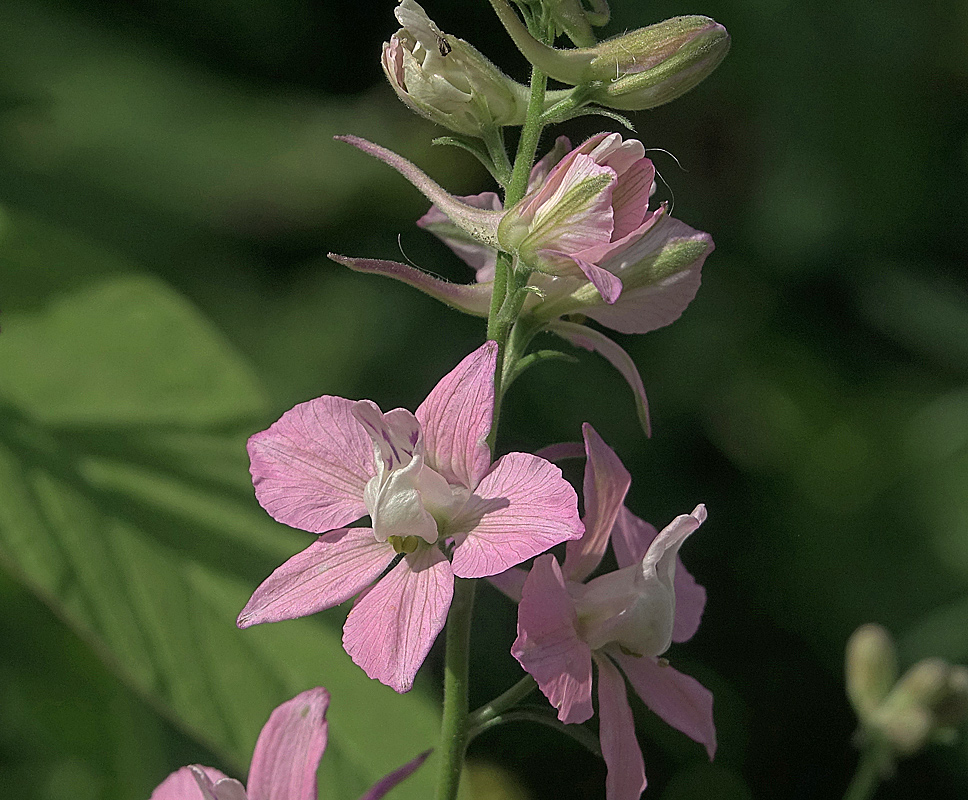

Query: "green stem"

xmin=468 ymin=709 xmax=603 ymax=758
xmin=842 ymin=740 xmax=891 ymax=800
xmin=505 ymin=65 xmax=548 ymax=209
xmin=468 ymin=675 xmax=537 ymax=729
xmin=435 ymin=577 xmax=477 ymax=800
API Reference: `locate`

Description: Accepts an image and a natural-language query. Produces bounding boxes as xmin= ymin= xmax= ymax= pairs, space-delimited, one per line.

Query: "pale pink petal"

xmin=613 ymin=652 xmax=716 ymax=759
xmin=527 ymin=136 xmax=572 ymax=190
xmin=191 ymin=772 xmax=247 ymax=800
xmin=547 ymin=321 xmax=651 ymax=436
xmin=594 ymin=653 xmax=647 ymax=800
xmin=611 ymin=506 xmax=660 ymax=568
xmin=450 ymin=452 xmax=583 ymax=578
xmin=610 ymin=508 xmax=704 ymax=642
xmin=571 ymin=256 xmax=624 ymax=305
xmin=563 ymin=423 xmax=631 ymax=583
xmin=237 ymin=529 xmax=395 ymax=628
xmin=328 ymin=254 xmax=492 ymax=316
xmin=351 ymin=402 xmax=421 ymax=472
xmin=342 ymin=546 xmax=454 ymax=693
xmin=248 ymin=396 xmax=373 ymax=533
xmin=336 ymin=135 xmax=502 ymax=249
xmin=609 ymin=160 xmax=656 ymax=240
xmin=671 ymin=564 xmax=706 ymax=643
xmin=522 ymin=156 xmax=615 ymax=255
xmin=247 ymin=688 xmax=329 ymax=800
xmin=152 ymin=767 xmax=231 ymax=800
xmin=645 ymin=505 xmax=706 ymax=593
xmin=512 ymin=555 xmax=593 ymax=724
xmin=358 ymin=750 xmax=431 ymax=800
xmin=416 ymin=193 xmax=502 ymax=278
xmin=486 ymin=565 xmax=529 ymax=602
xmin=535 ymin=441 xmax=586 ymax=462
xmin=585 ymin=217 xmax=712 ymax=335
xmin=573 ymin=206 xmax=664 ymax=267
xmin=415 ymin=341 xmax=496 ymax=490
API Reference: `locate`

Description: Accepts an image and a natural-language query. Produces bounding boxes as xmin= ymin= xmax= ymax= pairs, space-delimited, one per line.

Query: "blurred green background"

xmin=1 ymin=0 xmax=967 ymax=797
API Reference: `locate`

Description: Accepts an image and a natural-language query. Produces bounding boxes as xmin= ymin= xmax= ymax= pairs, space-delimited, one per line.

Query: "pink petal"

xmin=585 ymin=217 xmax=712 ymax=335
xmin=594 ymin=653 xmax=647 ymax=800
xmin=358 ymin=750 xmax=431 ymax=800
xmin=342 ymin=545 xmax=454 ymax=693
xmin=512 ymin=555 xmax=593 ymax=724
xmin=613 ymin=652 xmax=716 ymax=759
xmin=610 ymin=508 xmax=705 ymax=642
xmin=523 ymin=156 xmax=615 ymax=255
xmin=563 ymin=423 xmax=631 ymax=583
xmin=247 ymin=688 xmax=330 ymax=800
xmin=335 ymin=135 xmax=502 ymax=250
xmin=486 ymin=565 xmax=529 ymax=602
xmin=152 ymin=767 xmax=231 ymax=800
xmin=450 ymin=452 xmax=583 ymax=578
xmin=237 ymin=528 xmax=395 ymax=628
xmin=547 ymin=321 xmax=651 ymax=436
xmin=248 ymin=396 xmax=374 ymax=533
xmin=415 ymin=341 xmax=496 ymax=490
xmin=329 ymin=254 xmax=492 ymax=316
xmin=190 ymin=772 xmax=247 ymax=800
xmin=535 ymin=441 xmax=586 ymax=463
xmin=572 ymin=257 xmax=624 ymax=305
xmin=527 ymin=136 xmax=572 ymax=190
xmin=609 ymin=160 xmax=656 ymax=240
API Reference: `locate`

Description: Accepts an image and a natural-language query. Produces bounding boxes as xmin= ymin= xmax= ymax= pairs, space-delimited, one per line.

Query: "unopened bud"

xmin=383 ymin=0 xmax=530 ymax=137
xmin=846 ymin=623 xmax=898 ymax=723
xmin=489 ymin=0 xmax=728 ymax=109
xmin=586 ymin=19 xmax=730 ymax=111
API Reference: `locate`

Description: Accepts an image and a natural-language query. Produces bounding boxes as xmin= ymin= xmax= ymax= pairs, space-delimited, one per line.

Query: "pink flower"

xmin=238 ymin=341 xmax=583 ymax=693
xmin=150 ymin=688 xmax=428 ymax=800
xmin=509 ymin=424 xmax=715 ymax=800
xmin=328 ymin=134 xmax=712 ymax=436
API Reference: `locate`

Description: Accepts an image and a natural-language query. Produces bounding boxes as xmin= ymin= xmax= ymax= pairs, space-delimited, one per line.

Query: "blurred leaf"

xmin=0 ymin=214 xmax=440 ymax=798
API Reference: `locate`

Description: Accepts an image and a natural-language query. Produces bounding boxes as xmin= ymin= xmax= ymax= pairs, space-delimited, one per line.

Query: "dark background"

xmin=1 ymin=0 xmax=967 ymax=797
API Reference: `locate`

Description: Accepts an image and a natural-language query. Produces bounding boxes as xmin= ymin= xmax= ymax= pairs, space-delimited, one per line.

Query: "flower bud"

xmin=585 ymin=19 xmax=730 ymax=111
xmin=383 ymin=0 xmax=531 ymax=137
xmin=489 ymin=0 xmax=728 ymax=108
xmin=846 ymin=623 xmax=898 ymax=722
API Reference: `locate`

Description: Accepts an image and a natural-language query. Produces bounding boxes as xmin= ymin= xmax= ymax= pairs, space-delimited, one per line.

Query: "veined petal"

xmin=594 ymin=652 xmax=647 ymax=800
xmin=336 ymin=135 xmax=502 ymax=249
xmin=248 ymin=396 xmax=373 ymax=533
xmin=329 ymin=254 xmax=492 ymax=316
xmin=512 ymin=555 xmax=594 ymax=724
xmin=450 ymin=452 xmax=583 ymax=578
xmin=547 ymin=321 xmax=651 ymax=437
xmin=247 ymin=688 xmax=329 ymax=800
xmin=527 ymin=136 xmax=572 ymax=190
xmin=609 ymin=159 xmax=656 ymax=240
xmin=570 ymin=256 xmax=624 ymax=305
xmin=613 ymin=652 xmax=716 ymax=759
xmin=358 ymin=750 xmax=432 ymax=800
xmin=610 ymin=507 xmax=705 ymax=643
xmin=342 ymin=545 xmax=454 ymax=693
xmin=152 ymin=767 xmax=232 ymax=800
xmin=563 ymin=424 xmax=631 ymax=583
xmin=415 ymin=341 xmax=496 ymax=490
xmin=237 ymin=528 xmax=395 ymax=628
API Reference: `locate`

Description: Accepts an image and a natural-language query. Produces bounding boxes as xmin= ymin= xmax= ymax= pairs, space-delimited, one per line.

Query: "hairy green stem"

xmin=435 ymin=578 xmax=477 ymax=800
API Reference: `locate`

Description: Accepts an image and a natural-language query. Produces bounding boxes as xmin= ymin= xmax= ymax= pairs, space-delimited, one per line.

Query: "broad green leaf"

xmin=0 ymin=227 xmax=440 ymax=798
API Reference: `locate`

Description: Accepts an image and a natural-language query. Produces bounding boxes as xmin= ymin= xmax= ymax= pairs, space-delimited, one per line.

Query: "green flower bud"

xmin=383 ymin=0 xmax=531 ymax=137
xmin=489 ymin=0 xmax=728 ymax=110
xmin=846 ymin=623 xmax=899 ymax=722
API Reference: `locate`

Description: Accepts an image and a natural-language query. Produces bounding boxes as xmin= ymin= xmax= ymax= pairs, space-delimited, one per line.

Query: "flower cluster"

xmin=226 ymin=1 xmax=732 ymax=798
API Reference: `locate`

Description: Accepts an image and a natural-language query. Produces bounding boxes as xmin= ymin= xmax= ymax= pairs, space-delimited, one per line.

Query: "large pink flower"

xmin=508 ymin=424 xmax=715 ymax=800
xmin=150 ymin=688 xmax=428 ymax=800
xmin=238 ymin=341 xmax=583 ymax=693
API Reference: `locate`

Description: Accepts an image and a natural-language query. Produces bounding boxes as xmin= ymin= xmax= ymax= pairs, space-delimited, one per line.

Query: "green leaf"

xmin=0 ymin=217 xmax=440 ymax=798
